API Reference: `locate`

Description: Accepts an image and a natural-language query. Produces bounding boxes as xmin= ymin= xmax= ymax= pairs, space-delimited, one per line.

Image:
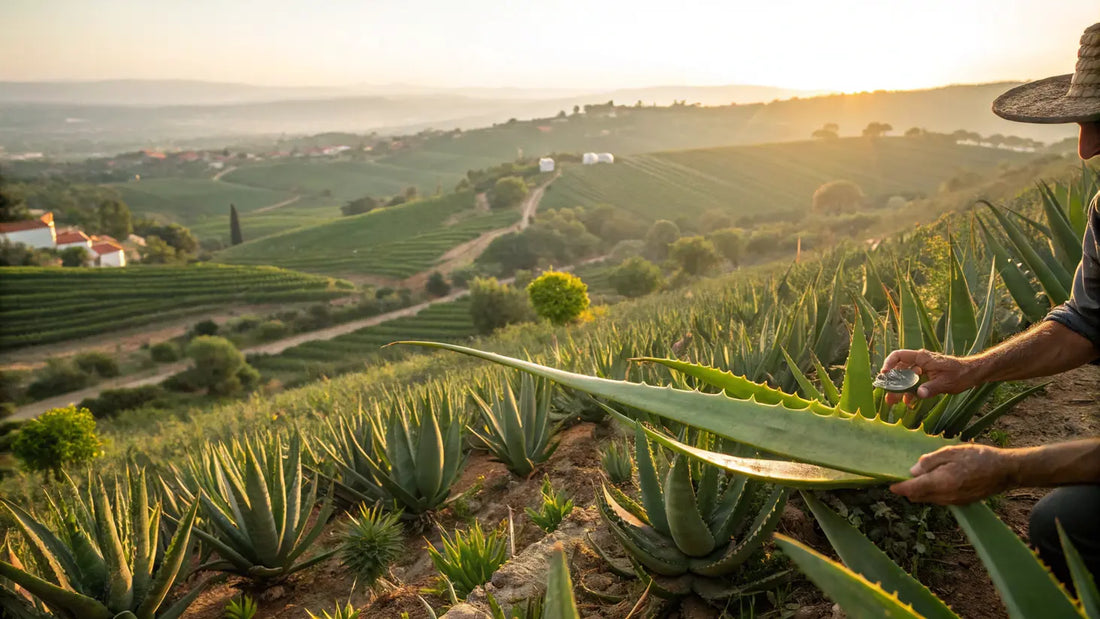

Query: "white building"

xmin=582 ymin=152 xmax=599 ymax=165
xmin=539 ymin=157 xmax=555 ymax=172
xmin=0 ymin=213 xmax=56 ymax=248
xmin=597 ymin=152 xmax=615 ymax=164
xmin=55 ymin=229 xmax=93 ymax=252
xmin=91 ymin=239 xmax=127 ymax=267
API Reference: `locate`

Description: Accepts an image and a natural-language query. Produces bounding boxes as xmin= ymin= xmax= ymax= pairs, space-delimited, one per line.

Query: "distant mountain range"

xmin=0 ymin=80 xmax=1076 ymax=158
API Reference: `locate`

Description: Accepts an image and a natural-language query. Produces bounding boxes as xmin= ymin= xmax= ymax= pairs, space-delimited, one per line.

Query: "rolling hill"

xmin=538 ymin=136 xmax=1040 ymax=222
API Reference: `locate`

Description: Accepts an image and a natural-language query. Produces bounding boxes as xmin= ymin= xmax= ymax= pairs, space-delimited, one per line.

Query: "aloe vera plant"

xmin=163 ymin=432 xmax=336 ymax=581
xmin=776 ymin=492 xmax=1098 ymax=619
xmin=591 ymin=425 xmax=791 ymax=600
xmin=0 ymin=467 xmax=207 ymax=619
xmin=469 ymin=373 xmax=559 ymax=476
xmin=428 ymin=520 xmax=509 ymax=600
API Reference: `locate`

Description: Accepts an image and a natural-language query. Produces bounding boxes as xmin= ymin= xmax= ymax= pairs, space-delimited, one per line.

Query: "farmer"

xmin=883 ymin=22 xmax=1100 ymax=585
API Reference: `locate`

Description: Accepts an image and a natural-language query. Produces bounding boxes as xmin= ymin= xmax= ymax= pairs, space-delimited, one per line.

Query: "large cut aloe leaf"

xmin=773 ymin=533 xmax=929 ymax=618
xmin=949 ymin=502 xmax=1079 ymax=619
xmin=396 ymin=342 xmax=956 ymax=480
xmin=544 ymin=546 xmax=580 ymax=619
xmin=801 ymin=493 xmax=957 ymax=619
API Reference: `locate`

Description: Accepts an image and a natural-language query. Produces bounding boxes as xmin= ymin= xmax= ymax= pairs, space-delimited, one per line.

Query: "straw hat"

xmin=992 ymin=22 xmax=1100 ymax=124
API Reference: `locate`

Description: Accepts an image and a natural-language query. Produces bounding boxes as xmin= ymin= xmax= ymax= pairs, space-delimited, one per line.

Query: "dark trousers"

xmin=1028 ymin=485 xmax=1100 ymax=588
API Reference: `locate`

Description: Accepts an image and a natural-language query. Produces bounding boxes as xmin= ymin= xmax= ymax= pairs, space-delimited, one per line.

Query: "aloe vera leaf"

xmin=839 ymin=319 xmax=876 ymax=418
xmin=812 ymin=353 xmax=841 ymax=406
xmin=135 ymin=498 xmax=199 ymax=619
xmin=634 ymin=424 xmax=671 ymax=536
xmin=92 ymin=480 xmax=133 ymax=612
xmin=1009 ymin=209 xmax=1077 ymax=285
xmin=966 ymin=261 xmax=999 ymax=358
xmin=155 ymin=574 xmax=224 ymax=619
xmin=986 ymin=203 xmax=1071 ymax=304
xmin=0 ymin=500 xmax=79 ymax=592
xmin=945 ymin=243 xmax=979 ymax=356
xmin=1057 ymin=523 xmax=1100 ymax=619
xmin=544 ymin=546 xmax=581 ymax=619
xmin=782 ymin=348 xmax=825 ymax=401
xmin=605 ymin=483 xmax=649 ymax=525
xmin=0 ymin=560 xmax=112 ymax=619
xmin=399 ymin=342 xmax=955 ymax=479
xmin=663 ymin=456 xmax=716 ymax=557
xmin=895 ymin=266 xmax=925 ymax=351
xmin=773 ymin=533 xmax=934 ymax=619
xmin=692 ymin=486 xmax=787 ymax=577
xmin=416 ymin=411 xmax=445 ymax=501
xmin=597 ymin=487 xmax=688 ymax=576
xmin=129 ymin=471 xmax=153 ymax=607
xmin=241 ymin=445 xmax=280 ymax=567
xmin=1037 ymin=181 xmax=1084 ymax=271
xmin=976 ymin=216 xmax=1049 ymax=323
xmin=949 ymin=502 xmax=1079 ymax=619
xmin=278 ymin=436 xmax=303 ymax=561
xmin=801 ymin=493 xmax=957 ymax=619
xmin=631 ymin=419 xmax=879 ymax=488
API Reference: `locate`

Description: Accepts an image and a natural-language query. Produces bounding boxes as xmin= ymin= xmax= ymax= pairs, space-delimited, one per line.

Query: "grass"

xmin=221 ymin=159 xmax=463 ymax=202
xmin=113 ymin=177 xmax=293 ymax=224
xmin=187 ymin=197 xmax=343 ymax=243
xmin=0 ymin=264 xmax=354 ymax=349
xmin=217 ymin=191 xmax=520 ymax=278
xmin=539 ymin=137 xmax=1038 ymax=222
xmin=249 ymin=298 xmax=476 ymax=384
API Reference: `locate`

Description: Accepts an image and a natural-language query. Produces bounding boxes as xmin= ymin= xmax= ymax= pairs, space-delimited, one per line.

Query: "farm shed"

xmin=539 ymin=157 xmax=555 ymax=172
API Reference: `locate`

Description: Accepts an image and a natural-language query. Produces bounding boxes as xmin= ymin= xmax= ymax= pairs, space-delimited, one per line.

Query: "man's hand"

xmin=880 ymin=349 xmax=981 ymax=405
xmin=890 ymin=444 xmax=1017 ymax=505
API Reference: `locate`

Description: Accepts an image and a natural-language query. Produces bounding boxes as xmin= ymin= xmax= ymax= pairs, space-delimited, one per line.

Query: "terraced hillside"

xmin=217 ymin=191 xmax=520 ymax=279
xmin=539 ymin=136 xmax=1038 ymax=222
xmin=222 ymin=159 xmax=462 ymax=202
xmin=0 ymin=265 xmax=353 ymax=349
xmin=113 ymin=177 xmax=295 ymax=224
xmin=249 ymin=298 xmax=475 ymax=383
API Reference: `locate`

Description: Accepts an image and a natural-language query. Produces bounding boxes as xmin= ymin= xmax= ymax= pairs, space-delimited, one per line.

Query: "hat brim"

xmin=992 ymin=75 xmax=1100 ymax=124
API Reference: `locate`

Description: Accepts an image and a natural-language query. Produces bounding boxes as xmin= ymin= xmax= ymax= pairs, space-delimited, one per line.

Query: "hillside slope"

xmin=539 ymin=136 xmax=1038 ymax=222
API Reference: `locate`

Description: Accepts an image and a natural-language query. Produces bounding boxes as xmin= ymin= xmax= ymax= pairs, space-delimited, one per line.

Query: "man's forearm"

xmin=967 ymin=321 xmax=1098 ymax=383
xmin=1005 ymin=438 xmax=1100 ymax=487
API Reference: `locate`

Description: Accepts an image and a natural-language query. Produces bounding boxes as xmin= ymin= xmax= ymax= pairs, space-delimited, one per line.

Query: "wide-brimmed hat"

xmin=992 ymin=22 xmax=1100 ymax=124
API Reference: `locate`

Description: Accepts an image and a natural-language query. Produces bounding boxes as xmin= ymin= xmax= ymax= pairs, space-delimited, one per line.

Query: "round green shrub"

xmin=149 ymin=341 xmax=181 ymax=363
xmin=609 ymin=256 xmax=663 ymax=298
xmin=11 ymin=406 xmax=101 ymax=479
xmin=338 ymin=503 xmax=405 ymax=588
xmin=526 ymin=271 xmax=590 ymax=325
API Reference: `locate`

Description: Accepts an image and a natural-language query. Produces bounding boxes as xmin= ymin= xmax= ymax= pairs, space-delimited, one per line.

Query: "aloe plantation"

xmin=1 ymin=167 xmax=1098 ymax=618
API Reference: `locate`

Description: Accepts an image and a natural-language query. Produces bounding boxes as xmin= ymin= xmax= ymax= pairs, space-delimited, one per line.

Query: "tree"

xmin=342 ymin=195 xmax=379 ymax=216
xmin=182 ymin=336 xmax=259 ymax=396
xmin=59 ymin=246 xmax=88 ymax=267
xmin=669 ymin=236 xmax=719 ymax=275
xmin=425 ymin=271 xmax=451 ymax=297
xmin=11 ymin=406 xmax=101 ymax=480
xmin=133 ymin=221 xmax=198 ymax=258
xmin=905 ymin=126 xmax=926 ymax=137
xmin=0 ymin=239 xmax=56 ymax=267
xmin=527 ymin=271 xmax=589 ymax=325
xmin=699 ymin=209 xmax=733 ymax=231
xmin=643 ymin=220 xmax=681 ymax=260
xmin=812 ymin=180 xmax=865 ymax=215
xmin=812 ymin=122 xmax=839 ymax=139
xmin=0 ymin=170 xmax=29 ymax=222
xmin=469 ymin=277 xmax=534 ymax=334
xmin=862 ymin=122 xmax=893 ymax=138
xmin=490 ymin=176 xmax=529 ymax=210
xmin=708 ymin=227 xmax=746 ymax=267
xmin=229 ymin=203 xmax=243 ymax=245
xmin=140 ymin=235 xmax=176 ymax=264
xmin=96 ymin=198 xmax=132 ymax=240
xmin=572 ymin=105 xmax=580 ymax=115
xmin=609 ymin=256 xmax=663 ymax=297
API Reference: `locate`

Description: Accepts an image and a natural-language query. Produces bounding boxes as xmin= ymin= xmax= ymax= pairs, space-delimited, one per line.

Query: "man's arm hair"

xmin=967 ymin=321 xmax=1099 ymax=383
xmin=1006 ymin=438 xmax=1100 ymax=487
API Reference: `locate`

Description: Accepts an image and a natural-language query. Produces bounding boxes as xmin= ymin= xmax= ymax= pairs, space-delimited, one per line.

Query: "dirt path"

xmin=252 ymin=194 xmax=301 ymax=213
xmin=210 ymin=165 xmax=238 ymax=182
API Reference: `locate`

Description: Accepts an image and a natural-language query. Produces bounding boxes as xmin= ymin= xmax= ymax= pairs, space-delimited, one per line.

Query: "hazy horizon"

xmin=3 ymin=1 xmax=1098 ymax=94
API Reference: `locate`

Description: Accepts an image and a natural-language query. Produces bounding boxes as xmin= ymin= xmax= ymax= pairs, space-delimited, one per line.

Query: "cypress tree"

xmin=229 ymin=203 xmax=243 ymax=245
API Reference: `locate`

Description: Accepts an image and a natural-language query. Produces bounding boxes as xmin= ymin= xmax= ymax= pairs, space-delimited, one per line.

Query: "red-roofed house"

xmin=55 ymin=229 xmax=92 ymax=251
xmin=91 ymin=239 xmax=126 ymax=267
xmin=0 ymin=213 xmax=56 ymax=248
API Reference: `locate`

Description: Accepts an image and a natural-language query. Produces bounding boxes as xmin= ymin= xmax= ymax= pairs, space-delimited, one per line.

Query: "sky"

xmin=1 ymin=0 xmax=1098 ymax=92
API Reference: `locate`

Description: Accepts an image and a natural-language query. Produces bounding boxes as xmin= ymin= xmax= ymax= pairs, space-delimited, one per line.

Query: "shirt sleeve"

xmin=1044 ymin=192 xmax=1100 ymax=350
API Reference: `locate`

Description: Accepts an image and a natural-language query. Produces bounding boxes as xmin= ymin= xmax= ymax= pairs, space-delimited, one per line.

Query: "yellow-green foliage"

xmin=11 ymin=406 xmax=101 ymax=479
xmin=527 ymin=271 xmax=589 ymax=325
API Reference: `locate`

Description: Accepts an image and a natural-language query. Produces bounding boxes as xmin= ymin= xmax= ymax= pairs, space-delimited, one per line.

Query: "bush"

xmin=0 ymin=370 xmax=25 ymax=404
xmin=512 ymin=269 xmax=534 ymax=290
xmin=469 ymin=277 xmax=534 ymax=334
xmin=489 ymin=176 xmax=529 ymax=210
xmin=25 ymin=359 xmax=91 ymax=400
xmin=190 ymin=319 xmax=219 ymax=337
xmin=527 ymin=271 xmax=590 ymax=325
xmin=150 ymin=341 xmax=181 ymax=363
xmin=450 ymin=266 xmax=481 ymax=289
xmin=73 ymin=351 xmax=120 ymax=377
xmin=609 ymin=256 xmax=663 ymax=298
xmin=669 ymin=236 xmax=720 ymax=275
xmin=425 ymin=271 xmax=451 ymax=297
xmin=11 ymin=406 xmax=101 ymax=479
xmin=257 ymin=320 xmax=289 ymax=340
xmin=643 ymin=220 xmax=680 ymax=260
xmin=708 ymin=227 xmax=746 ymax=267
xmin=182 ymin=336 xmax=259 ymax=396
xmin=78 ymin=385 xmax=167 ymax=418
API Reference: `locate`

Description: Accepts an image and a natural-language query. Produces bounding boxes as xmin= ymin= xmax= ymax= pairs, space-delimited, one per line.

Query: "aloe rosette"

xmin=469 ymin=373 xmax=559 ymax=477
xmin=0 ymin=468 xmax=208 ymax=619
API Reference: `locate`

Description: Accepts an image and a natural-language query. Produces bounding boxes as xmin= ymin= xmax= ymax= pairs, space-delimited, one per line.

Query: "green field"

xmin=113 ymin=178 xmax=294 ymax=224
xmin=250 ymin=298 xmax=475 ymax=383
xmin=217 ymin=191 xmax=520 ymax=278
xmin=221 ymin=159 xmax=464 ymax=202
xmin=0 ymin=265 xmax=354 ymax=349
xmin=539 ymin=137 xmax=1037 ymax=222
xmin=187 ymin=197 xmax=343 ymax=243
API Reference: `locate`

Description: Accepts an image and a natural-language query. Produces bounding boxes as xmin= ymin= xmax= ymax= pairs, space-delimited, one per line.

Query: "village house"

xmin=55 ymin=229 xmax=93 ymax=252
xmin=91 ymin=237 xmax=126 ymax=267
xmin=0 ymin=213 xmax=56 ymax=248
